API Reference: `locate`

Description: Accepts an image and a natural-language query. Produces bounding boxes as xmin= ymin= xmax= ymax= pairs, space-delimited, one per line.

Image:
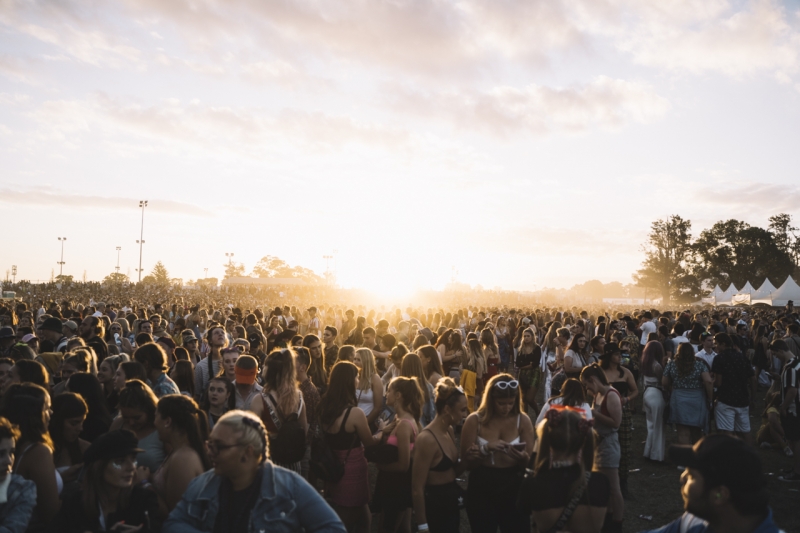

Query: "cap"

xmin=22 ymin=333 xmax=38 ymax=343
xmin=182 ymin=331 xmax=198 ymax=343
xmin=63 ymin=320 xmax=78 ymax=332
xmin=522 ymin=317 xmax=532 ymax=325
xmin=0 ymin=327 xmax=14 ymax=340
xmin=669 ymin=434 xmax=765 ymax=494
xmin=40 ymin=317 xmax=64 ymax=334
xmin=83 ymin=429 xmax=143 ymax=464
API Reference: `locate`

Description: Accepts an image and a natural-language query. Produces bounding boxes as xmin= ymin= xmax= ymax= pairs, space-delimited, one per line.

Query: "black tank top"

xmin=424 ymin=429 xmax=457 ymax=472
xmin=325 ymin=407 xmax=359 ymax=450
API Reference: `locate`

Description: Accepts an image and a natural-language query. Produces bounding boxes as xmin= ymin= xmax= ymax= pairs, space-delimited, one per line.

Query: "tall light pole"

xmin=115 ymin=247 xmax=122 ymax=273
xmin=57 ymin=237 xmax=67 ymax=276
xmin=11 ymin=266 xmax=16 ymax=283
xmin=137 ymin=200 xmax=148 ymax=281
xmin=204 ymin=268 xmax=208 ymax=279
xmin=225 ymin=253 xmax=234 ymax=266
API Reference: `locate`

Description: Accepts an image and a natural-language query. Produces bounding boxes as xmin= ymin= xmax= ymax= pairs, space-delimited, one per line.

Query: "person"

xmin=232 ymin=354 xmax=261 ymax=409
xmin=249 ymin=348 xmax=308 ymax=472
xmin=757 ymin=393 xmax=793 ymax=456
xmin=460 ymin=337 xmax=486 ymax=412
xmin=515 ymin=327 xmax=542 ymax=412
xmin=114 ymin=360 xmax=148 ymax=391
xmin=372 ymin=377 xmax=422 ymax=533
xmin=97 ymin=354 xmax=123 ymax=414
xmin=200 ymin=376 xmax=236 ymax=429
xmin=0 ymin=416 xmax=37 ymax=533
xmin=401 ymin=352 xmax=435 ymax=427
xmin=78 ymin=315 xmax=109 ymax=364
xmin=663 ymin=343 xmax=713 ymax=445
xmin=580 ymin=364 xmax=623 ymax=533
xmin=194 ymin=324 xmax=226 ymax=401
xmin=323 ymin=326 xmax=340 ymax=372
xmin=65 ymin=373 xmax=113 ymax=442
xmin=303 ymin=334 xmax=328 ymax=395
xmin=164 ymin=410 xmax=346 ymax=532
xmin=6 ymin=359 xmax=49 ymax=391
xmin=0 ymin=383 xmax=60 ymax=531
xmin=411 ymin=378 xmax=471 ymax=533
xmin=588 ymin=335 xmax=606 ymax=365
xmin=380 ymin=343 xmax=407 ymax=389
xmin=152 ymin=394 xmax=210 ymax=512
xmin=460 ymin=374 xmax=534 ymax=533
xmin=294 ymin=347 xmax=320 ymax=479
xmin=480 ymin=328 xmax=499 ymax=381
xmin=695 ymin=332 xmax=716 ymax=372
xmin=527 ymin=408 xmax=608 ymax=533
xmin=643 ymin=435 xmax=782 ymax=533
xmin=564 ymin=333 xmax=589 ymax=379
xmin=217 ymin=346 xmax=239 ymax=382
xmin=114 ymin=379 xmax=166 ymax=473
xmin=169 ymin=359 xmax=195 ymax=397
xmin=58 ymin=429 xmax=160 ymax=532
xmin=599 ymin=344 xmax=638 ymax=495
xmin=106 ymin=320 xmax=133 ymax=355
xmin=641 ymin=340 xmax=667 ymax=462
xmin=535 ymin=378 xmax=593 ymax=427
xmin=135 ymin=343 xmax=180 ymax=398
xmin=418 ymin=345 xmax=444 ymax=388
xmin=318 ymin=362 xmax=382 ymax=533
xmin=49 ymin=392 xmax=90 ymax=484
xmin=354 ymin=347 xmax=384 ymax=429
xmin=779 ymin=348 xmax=800 ymax=481
xmin=712 ymin=333 xmax=756 ymax=445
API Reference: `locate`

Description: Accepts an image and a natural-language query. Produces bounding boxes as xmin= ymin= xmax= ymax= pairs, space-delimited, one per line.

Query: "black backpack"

xmin=264 ymin=394 xmax=307 ymax=464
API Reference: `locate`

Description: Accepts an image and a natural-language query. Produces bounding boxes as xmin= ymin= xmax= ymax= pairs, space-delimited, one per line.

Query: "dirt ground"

xmin=368 ymin=391 xmax=799 ymax=532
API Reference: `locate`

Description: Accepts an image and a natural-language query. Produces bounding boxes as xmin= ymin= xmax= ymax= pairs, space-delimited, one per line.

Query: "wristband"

xmin=418 ymin=524 xmax=429 ymax=531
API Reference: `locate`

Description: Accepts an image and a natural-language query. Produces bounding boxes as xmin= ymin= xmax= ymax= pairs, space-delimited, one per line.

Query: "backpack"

xmin=310 ymin=407 xmax=356 ymax=483
xmin=263 ymin=394 xmax=307 ymax=465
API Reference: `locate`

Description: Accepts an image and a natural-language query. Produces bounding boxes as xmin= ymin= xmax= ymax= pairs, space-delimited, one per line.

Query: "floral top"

xmin=664 ymin=359 xmax=706 ymax=390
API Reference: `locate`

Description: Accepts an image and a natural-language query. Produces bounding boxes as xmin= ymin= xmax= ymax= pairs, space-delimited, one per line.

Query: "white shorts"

xmin=715 ymin=402 xmax=750 ymax=432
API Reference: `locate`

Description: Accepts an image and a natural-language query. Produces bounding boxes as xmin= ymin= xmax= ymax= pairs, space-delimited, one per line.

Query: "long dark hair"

xmin=552 ymin=378 xmax=586 ymax=408
xmin=117 ymin=379 xmax=158 ymax=424
xmin=319 ymin=361 xmax=359 ymax=427
xmin=156 ymin=395 xmax=210 ymax=470
xmin=170 ymin=360 xmax=195 ymax=397
xmin=119 ymin=361 xmax=148 ymax=383
xmin=67 ymin=373 xmax=112 ymax=428
xmin=82 ymin=456 xmax=133 ymax=522
xmin=641 ymin=341 xmax=665 ymax=378
xmin=49 ymin=392 xmax=87 ymax=465
xmin=0 ymin=383 xmax=53 ymax=450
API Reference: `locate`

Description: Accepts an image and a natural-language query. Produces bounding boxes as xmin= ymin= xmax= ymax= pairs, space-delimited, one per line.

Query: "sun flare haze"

xmin=2 ymin=0 xmax=800 ymax=292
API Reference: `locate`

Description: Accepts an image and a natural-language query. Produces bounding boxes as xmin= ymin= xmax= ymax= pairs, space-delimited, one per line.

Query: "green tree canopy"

xmin=633 ymin=215 xmax=698 ymax=303
xmin=103 ymin=272 xmax=129 ymax=284
xmin=692 ymin=219 xmax=795 ymax=289
xmin=251 ymin=255 xmax=323 ymax=283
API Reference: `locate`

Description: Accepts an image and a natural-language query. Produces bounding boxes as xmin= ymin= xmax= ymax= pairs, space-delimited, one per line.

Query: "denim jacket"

xmin=641 ymin=509 xmax=785 ymax=533
xmin=0 ymin=474 xmax=37 ymax=533
xmin=163 ymin=463 xmax=346 ymax=533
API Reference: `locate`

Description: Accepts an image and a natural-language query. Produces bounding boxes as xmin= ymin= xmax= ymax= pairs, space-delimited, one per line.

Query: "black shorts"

xmin=782 ymin=414 xmax=800 ymax=442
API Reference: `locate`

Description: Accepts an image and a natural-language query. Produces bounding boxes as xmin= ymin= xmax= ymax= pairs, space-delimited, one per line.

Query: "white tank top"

xmin=357 ymin=386 xmax=375 ymax=416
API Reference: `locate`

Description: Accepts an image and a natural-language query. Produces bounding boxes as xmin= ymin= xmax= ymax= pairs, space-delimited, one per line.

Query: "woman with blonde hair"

xmin=460 ymin=338 xmax=486 ymax=412
xmin=249 ymin=348 xmax=308 ymax=473
xmin=460 ymin=374 xmax=534 ymax=533
xmin=418 ymin=345 xmax=444 ymax=388
xmin=400 ymin=352 xmax=435 ymax=426
xmin=354 ymin=348 xmax=384 ymax=429
xmin=541 ymin=322 xmax=564 ymax=402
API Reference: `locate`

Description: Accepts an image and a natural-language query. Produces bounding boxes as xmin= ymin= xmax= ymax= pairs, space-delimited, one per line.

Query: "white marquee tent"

xmin=731 ymin=281 xmax=756 ymax=305
xmin=758 ymin=276 xmax=800 ymax=307
xmin=716 ymin=283 xmax=739 ymax=306
xmin=702 ymin=285 xmax=724 ymax=304
xmin=751 ymin=278 xmax=778 ymax=305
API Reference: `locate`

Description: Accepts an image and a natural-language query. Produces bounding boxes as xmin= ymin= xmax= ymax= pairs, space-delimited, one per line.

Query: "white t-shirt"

xmin=696 ymin=350 xmax=716 ymax=371
xmin=535 ymin=397 xmax=594 ymax=427
xmin=640 ymin=320 xmax=657 ymax=345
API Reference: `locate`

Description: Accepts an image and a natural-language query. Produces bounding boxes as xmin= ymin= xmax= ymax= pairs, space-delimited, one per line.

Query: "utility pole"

xmin=11 ymin=266 xmax=16 ymax=283
xmin=115 ymin=247 xmax=122 ymax=273
xmin=137 ymin=200 xmax=148 ymax=281
xmin=225 ymin=253 xmax=234 ymax=266
xmin=57 ymin=237 xmax=67 ymax=276
xmin=204 ymin=268 xmax=208 ymax=279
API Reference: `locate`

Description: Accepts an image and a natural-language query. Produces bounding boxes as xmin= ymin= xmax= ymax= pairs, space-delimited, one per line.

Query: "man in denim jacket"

xmin=164 ymin=410 xmax=344 ymax=533
xmin=0 ymin=418 xmax=37 ymax=533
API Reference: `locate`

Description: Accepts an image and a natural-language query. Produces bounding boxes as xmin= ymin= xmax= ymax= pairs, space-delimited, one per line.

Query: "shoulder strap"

xmin=545 ymin=470 xmax=592 ymax=533
xmin=263 ymin=393 xmax=284 ymax=430
xmin=423 ymin=428 xmax=447 ymax=455
xmin=338 ymin=407 xmax=354 ymax=434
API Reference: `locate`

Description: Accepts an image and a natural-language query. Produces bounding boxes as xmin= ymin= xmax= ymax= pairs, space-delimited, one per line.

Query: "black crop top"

xmin=325 ymin=407 xmax=360 ymax=450
xmin=424 ymin=429 xmax=457 ymax=473
xmin=529 ymin=464 xmax=610 ymax=510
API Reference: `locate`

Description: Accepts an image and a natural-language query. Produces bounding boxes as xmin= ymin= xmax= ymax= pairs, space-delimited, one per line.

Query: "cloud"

xmin=693 ymin=182 xmax=800 ymax=214
xmin=0 ymin=187 xmax=214 ymax=216
xmin=613 ymin=0 xmax=800 ymax=77
xmin=387 ymin=76 xmax=670 ymax=136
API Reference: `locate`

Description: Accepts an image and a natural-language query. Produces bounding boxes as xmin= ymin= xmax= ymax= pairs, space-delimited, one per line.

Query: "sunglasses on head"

xmin=493 ymin=380 xmax=519 ymax=390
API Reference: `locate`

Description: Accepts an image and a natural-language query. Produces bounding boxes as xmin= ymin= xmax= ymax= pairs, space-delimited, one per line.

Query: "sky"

xmin=2 ymin=0 xmax=800 ymax=297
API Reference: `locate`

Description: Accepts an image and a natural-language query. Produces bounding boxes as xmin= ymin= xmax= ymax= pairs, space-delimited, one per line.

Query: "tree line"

xmin=635 ymin=213 xmax=800 ymax=303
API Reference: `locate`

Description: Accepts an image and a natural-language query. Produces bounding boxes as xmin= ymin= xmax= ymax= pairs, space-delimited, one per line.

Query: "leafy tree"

xmin=633 ymin=215 xmax=697 ymax=304
xmin=769 ymin=213 xmax=800 ymax=273
xmin=103 ymin=272 xmax=129 ymax=284
xmin=251 ymin=255 xmax=323 ymax=283
xmin=224 ymin=262 xmax=246 ymax=279
xmin=692 ymin=219 xmax=795 ymax=289
xmin=54 ymin=274 xmax=74 ymax=284
xmin=150 ymin=261 xmax=170 ymax=284
xmin=196 ymin=277 xmax=219 ymax=288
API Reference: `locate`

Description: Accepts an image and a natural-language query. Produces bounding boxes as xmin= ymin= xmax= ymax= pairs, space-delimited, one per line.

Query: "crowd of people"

xmin=0 ymin=290 xmax=795 ymax=533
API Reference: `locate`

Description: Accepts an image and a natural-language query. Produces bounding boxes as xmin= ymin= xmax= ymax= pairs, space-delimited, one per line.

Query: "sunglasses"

xmin=493 ymin=380 xmax=519 ymax=390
